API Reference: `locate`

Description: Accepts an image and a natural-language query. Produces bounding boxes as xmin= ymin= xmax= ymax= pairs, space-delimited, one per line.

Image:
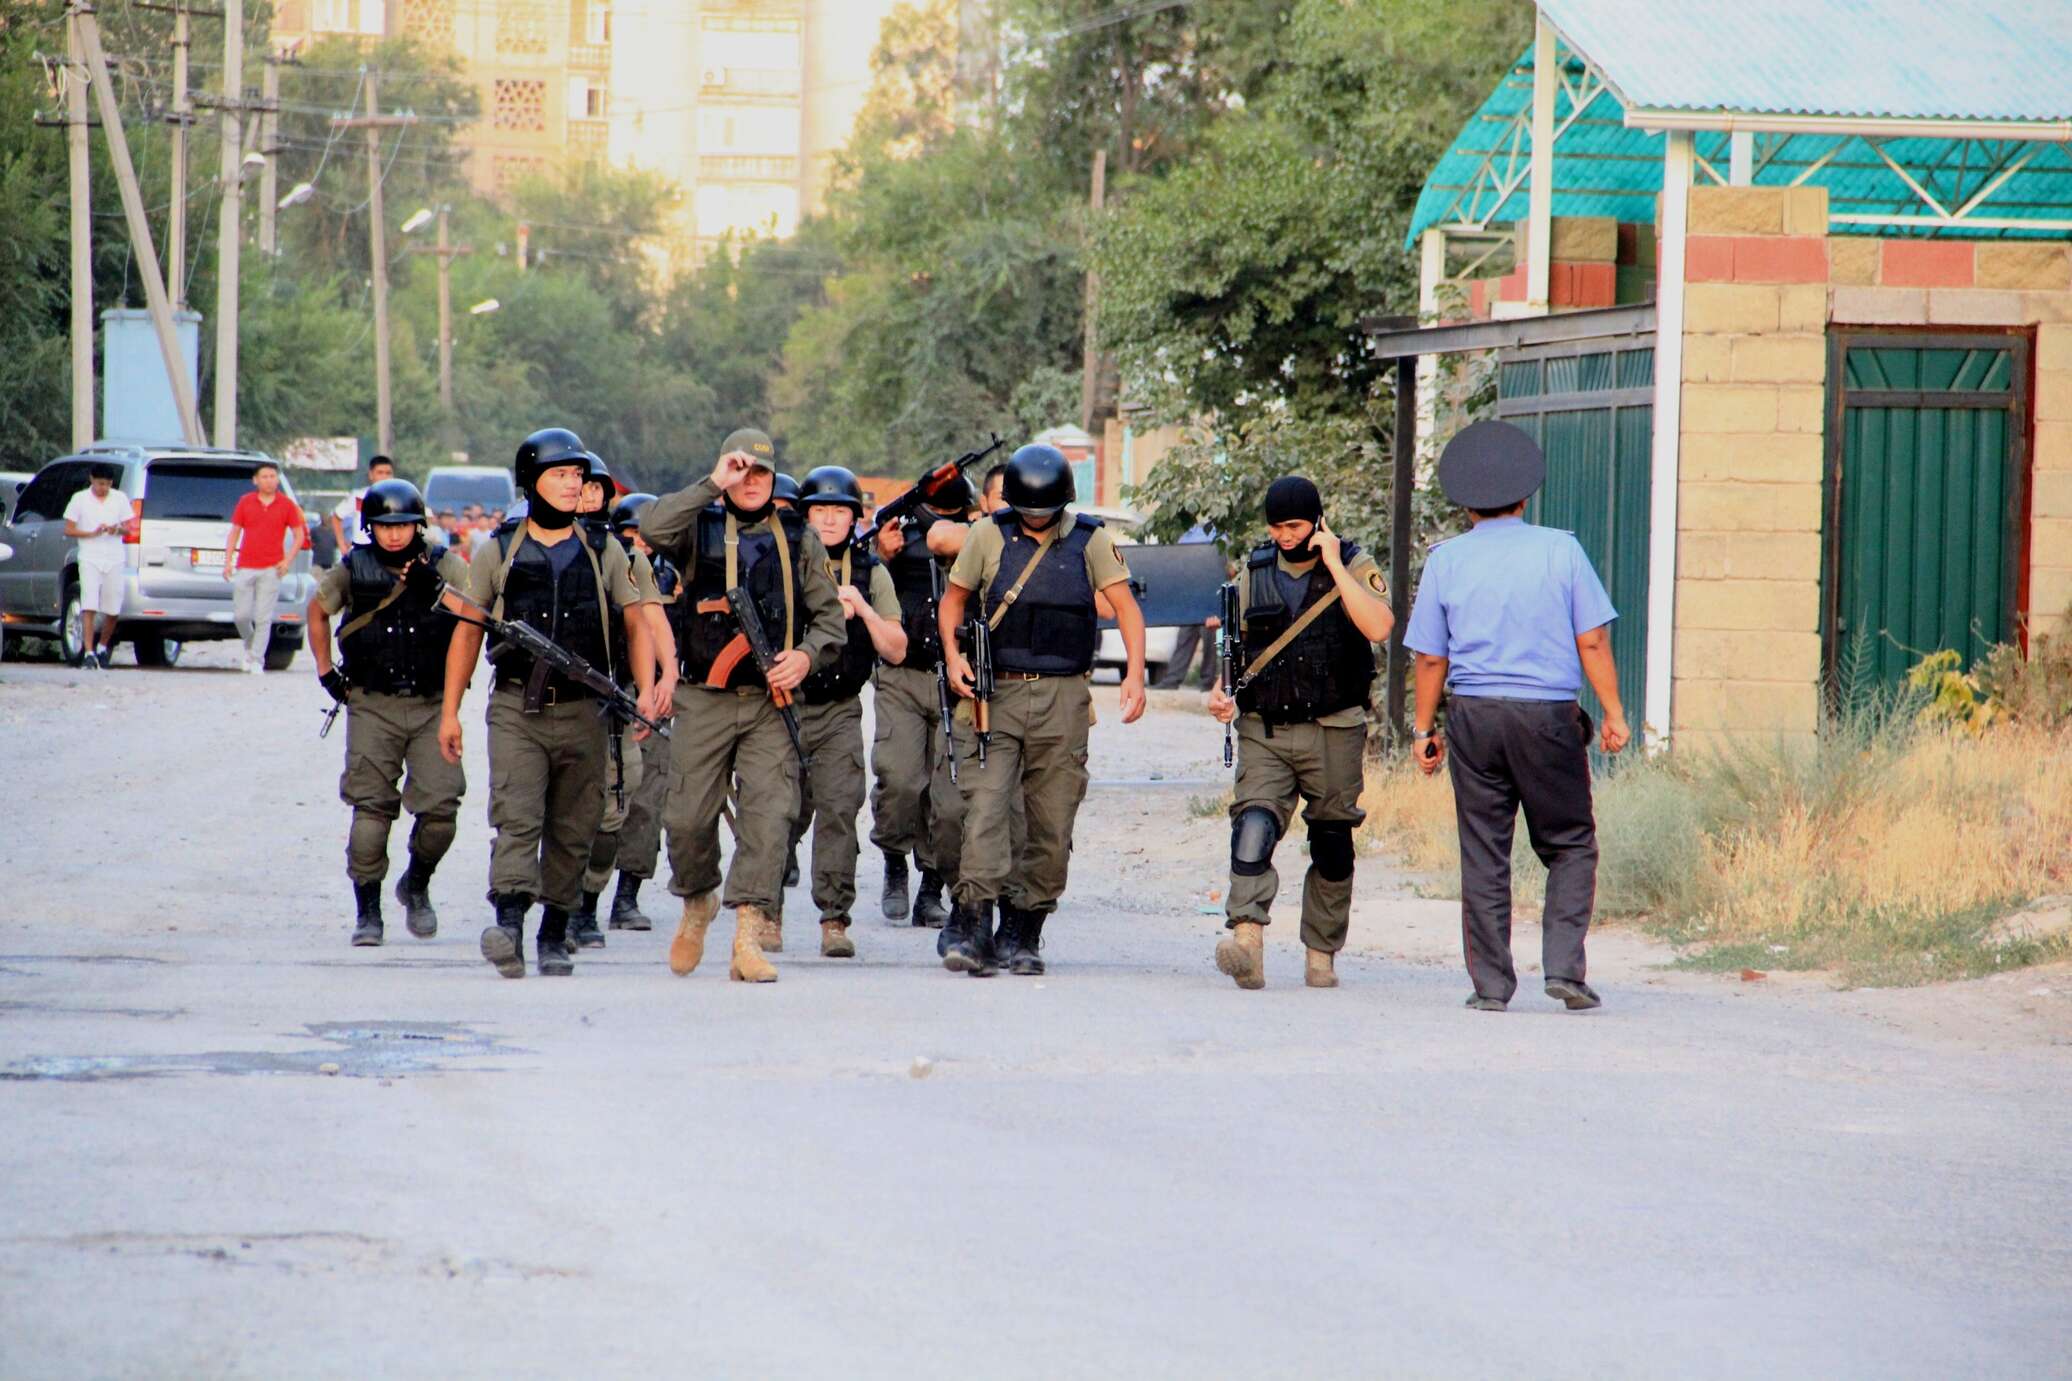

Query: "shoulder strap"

xmin=723 ymin=510 xmax=798 ymax=652
xmin=488 ymin=529 xmax=524 ymax=622
xmin=580 ymin=532 xmax=612 ymax=658
xmin=1234 ymin=589 xmax=1342 ymax=691
xmin=986 ymin=528 xmax=1060 ymax=632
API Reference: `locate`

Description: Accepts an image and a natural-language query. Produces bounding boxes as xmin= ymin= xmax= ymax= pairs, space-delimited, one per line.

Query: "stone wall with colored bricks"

xmin=1668 ymin=183 xmax=2072 ymax=751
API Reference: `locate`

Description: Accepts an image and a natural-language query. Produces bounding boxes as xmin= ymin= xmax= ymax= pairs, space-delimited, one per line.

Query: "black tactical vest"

xmin=619 ymin=534 xmax=681 ymax=600
xmin=338 ymin=545 xmax=454 ymax=699
xmin=800 ymin=543 xmax=880 ymax=706
xmin=984 ymin=511 xmax=1102 ymax=678
xmin=490 ymin=525 xmax=614 ymax=694
xmin=672 ymin=506 xmax=809 ymax=690
xmin=886 ymin=509 xmax=954 ymax=670
xmin=1235 ymin=541 xmax=1375 ymax=725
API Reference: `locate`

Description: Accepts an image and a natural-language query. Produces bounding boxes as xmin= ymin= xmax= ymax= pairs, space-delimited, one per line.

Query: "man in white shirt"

xmin=62 ymin=462 xmax=132 ymax=669
xmin=328 ymin=454 xmax=395 ymax=554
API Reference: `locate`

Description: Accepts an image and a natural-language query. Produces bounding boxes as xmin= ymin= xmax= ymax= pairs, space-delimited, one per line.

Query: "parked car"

xmin=1078 ymin=505 xmax=1181 ymax=684
xmin=423 ymin=465 xmax=517 ymax=518
xmin=0 ymin=444 xmax=317 ymax=668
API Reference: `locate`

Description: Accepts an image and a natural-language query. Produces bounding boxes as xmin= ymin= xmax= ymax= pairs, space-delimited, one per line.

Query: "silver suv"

xmin=0 ymin=444 xmax=317 ymax=668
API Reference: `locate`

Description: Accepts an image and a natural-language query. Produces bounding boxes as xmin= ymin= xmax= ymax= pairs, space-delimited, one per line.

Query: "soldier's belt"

xmin=495 ymin=679 xmax=595 ymax=706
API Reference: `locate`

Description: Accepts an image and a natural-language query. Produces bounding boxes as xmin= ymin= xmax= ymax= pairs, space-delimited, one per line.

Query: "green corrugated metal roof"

xmin=1408 ymin=33 xmax=2072 ymax=248
xmin=1538 ymin=0 xmax=2072 ymax=122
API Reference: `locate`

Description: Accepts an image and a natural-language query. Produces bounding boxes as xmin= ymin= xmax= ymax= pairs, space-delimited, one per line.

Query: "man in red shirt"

xmin=222 ymin=461 xmax=304 ymax=674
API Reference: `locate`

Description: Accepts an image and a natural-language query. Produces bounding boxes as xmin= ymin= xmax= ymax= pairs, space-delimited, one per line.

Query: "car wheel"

xmin=263 ymin=628 xmax=300 ymax=672
xmin=134 ymin=635 xmax=184 ymax=668
xmin=60 ymin=577 xmax=86 ymax=667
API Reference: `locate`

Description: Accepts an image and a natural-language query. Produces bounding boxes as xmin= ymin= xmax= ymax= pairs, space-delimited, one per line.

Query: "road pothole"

xmin=0 ymin=1020 xmax=512 ymax=1082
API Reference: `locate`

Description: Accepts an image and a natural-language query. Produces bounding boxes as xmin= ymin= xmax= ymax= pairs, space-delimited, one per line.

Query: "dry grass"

xmin=1357 ymin=722 xmax=2072 ymax=986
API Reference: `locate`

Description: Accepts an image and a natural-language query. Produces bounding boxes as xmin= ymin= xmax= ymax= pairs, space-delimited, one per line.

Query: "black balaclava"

xmin=371 ymin=528 xmax=428 ymax=569
xmin=724 ymin=471 xmax=776 ymax=525
xmin=525 ymin=472 xmax=576 ymax=531
xmin=1263 ymin=475 xmax=1323 ymax=527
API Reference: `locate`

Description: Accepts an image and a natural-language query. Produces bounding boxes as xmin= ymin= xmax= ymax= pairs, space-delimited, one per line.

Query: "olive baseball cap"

xmin=719 ymin=427 xmax=777 ymax=472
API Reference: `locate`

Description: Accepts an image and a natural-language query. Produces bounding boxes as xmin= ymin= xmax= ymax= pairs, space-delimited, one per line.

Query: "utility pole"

xmin=332 ymin=75 xmax=416 ymax=457
xmin=74 ymin=4 xmax=207 ymax=445
xmin=166 ymin=1 xmax=190 ymax=306
xmin=1078 ymin=146 xmax=1106 ymax=434
xmin=410 ymin=206 xmax=472 ymax=431
xmin=67 ymin=8 xmax=94 ymax=448
xmin=212 ymin=0 xmax=242 ymax=449
xmin=257 ymin=49 xmax=278 ymax=255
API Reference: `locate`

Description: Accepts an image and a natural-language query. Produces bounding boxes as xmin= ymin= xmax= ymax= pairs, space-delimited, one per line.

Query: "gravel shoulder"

xmin=2 ymin=653 xmax=2068 ymax=1377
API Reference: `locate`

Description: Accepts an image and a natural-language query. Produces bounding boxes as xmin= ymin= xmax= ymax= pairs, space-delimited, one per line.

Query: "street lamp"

xmin=400 ymin=207 xmax=434 ymax=235
xmin=277 ymin=181 xmax=314 ymax=210
xmin=469 ymin=298 xmax=501 ymax=315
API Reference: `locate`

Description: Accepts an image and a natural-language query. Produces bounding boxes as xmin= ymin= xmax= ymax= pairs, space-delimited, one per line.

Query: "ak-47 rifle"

xmin=722 ymin=586 xmax=812 ymax=768
xmin=854 ymin=433 xmax=1005 ymax=553
xmin=1216 ymin=581 xmax=1242 ymax=769
xmin=959 ymin=614 xmax=995 ymax=768
xmin=928 ymin=559 xmax=959 ymax=784
xmin=445 ymin=585 xmax=672 ymax=747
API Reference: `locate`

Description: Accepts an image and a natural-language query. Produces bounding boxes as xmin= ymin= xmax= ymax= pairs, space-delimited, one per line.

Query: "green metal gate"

xmin=1823 ymin=332 xmax=2029 ymax=697
xmin=1497 ymin=336 xmax=1654 ymax=742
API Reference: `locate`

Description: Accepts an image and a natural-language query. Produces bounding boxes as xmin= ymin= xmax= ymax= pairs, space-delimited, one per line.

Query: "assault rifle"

xmin=723 ymin=586 xmax=812 ymax=768
xmin=854 ymin=433 xmax=1005 ymax=552
xmin=1217 ymin=581 xmax=1241 ymax=769
xmin=444 ymin=586 xmax=672 ymax=747
xmin=929 ymin=559 xmax=959 ymax=784
xmin=959 ymin=615 xmax=995 ymax=768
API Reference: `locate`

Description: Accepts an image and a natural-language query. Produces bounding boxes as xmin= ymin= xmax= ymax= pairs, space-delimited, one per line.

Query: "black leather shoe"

xmin=913 ymin=868 xmax=950 ymax=929
xmin=1545 ymin=978 xmax=1602 ymax=1010
xmin=569 ymin=891 xmax=607 ymax=949
xmin=1005 ymin=906 xmax=1045 ymax=977
xmin=480 ymin=893 xmax=530 ymax=978
xmin=395 ymin=856 xmax=439 ymax=938
xmin=537 ymin=906 xmax=576 ymax=976
xmin=608 ymin=874 xmax=653 ymax=930
xmin=880 ymin=850 xmax=910 ymax=921
xmin=944 ymin=900 xmax=997 ymax=977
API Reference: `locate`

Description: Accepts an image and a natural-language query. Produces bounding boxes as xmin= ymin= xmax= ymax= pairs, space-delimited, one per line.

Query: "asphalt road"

xmin=2 ymin=646 xmax=2069 ymax=1378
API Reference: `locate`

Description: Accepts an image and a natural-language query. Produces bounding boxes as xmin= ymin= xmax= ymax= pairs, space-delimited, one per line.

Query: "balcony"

xmin=570 ymin=117 xmax=609 ymax=160
xmin=699 ymin=154 xmax=798 ymax=182
xmin=699 ymin=66 xmax=801 ymax=98
xmin=569 ymin=41 xmax=610 ymax=70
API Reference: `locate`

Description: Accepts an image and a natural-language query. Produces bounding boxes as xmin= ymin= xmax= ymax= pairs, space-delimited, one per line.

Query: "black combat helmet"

xmin=772 ymin=472 xmax=801 ymax=507
xmin=582 ymin=450 xmax=614 ymax=489
xmin=513 ymin=427 xmax=587 ymax=491
xmin=361 ymin=478 xmax=428 ymax=526
xmin=1003 ymin=443 xmax=1074 ymax=518
xmin=611 ymin=491 xmax=657 ymax=535
xmin=798 ymin=465 xmax=864 ymax=512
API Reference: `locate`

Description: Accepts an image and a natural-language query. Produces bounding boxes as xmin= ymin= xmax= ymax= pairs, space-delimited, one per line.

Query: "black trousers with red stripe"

xmin=1444 ymin=694 xmax=1598 ymax=1002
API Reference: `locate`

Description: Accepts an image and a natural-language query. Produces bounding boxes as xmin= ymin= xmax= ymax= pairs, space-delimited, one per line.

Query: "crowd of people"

xmin=303 ymin=419 xmax=1628 ymax=1010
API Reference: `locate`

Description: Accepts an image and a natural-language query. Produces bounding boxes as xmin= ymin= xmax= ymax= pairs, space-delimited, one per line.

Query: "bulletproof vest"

xmin=886 ymin=509 xmax=954 ymax=670
xmin=1235 ymin=541 xmax=1375 ymax=725
xmin=338 ymin=545 xmax=454 ymax=699
xmin=800 ymin=543 xmax=880 ymax=706
xmin=489 ymin=525 xmax=614 ymax=693
xmin=984 ymin=511 xmax=1102 ymax=678
xmin=672 ymin=506 xmax=809 ymax=689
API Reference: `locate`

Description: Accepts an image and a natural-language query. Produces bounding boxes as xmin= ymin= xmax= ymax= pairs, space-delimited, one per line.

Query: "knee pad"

xmin=1308 ymin=821 xmax=1355 ymax=882
xmin=1230 ymin=806 xmax=1281 ymax=877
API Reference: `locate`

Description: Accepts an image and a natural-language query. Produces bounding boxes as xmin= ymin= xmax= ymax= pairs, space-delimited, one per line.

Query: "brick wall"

xmin=1671 ymin=186 xmax=1831 ymax=750
xmin=1667 ymin=186 xmax=2072 ymax=749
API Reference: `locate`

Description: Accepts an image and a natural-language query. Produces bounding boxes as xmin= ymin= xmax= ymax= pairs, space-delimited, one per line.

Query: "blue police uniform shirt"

xmin=1403 ymin=517 xmax=1616 ymax=701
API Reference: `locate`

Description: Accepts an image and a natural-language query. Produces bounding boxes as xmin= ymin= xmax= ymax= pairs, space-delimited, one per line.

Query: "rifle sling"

xmin=985 ymin=526 xmax=1060 ymax=632
xmin=1233 ymin=590 xmax=1342 ymax=691
xmin=723 ymin=510 xmax=796 ymax=652
xmin=334 ymin=568 xmax=413 ymax=643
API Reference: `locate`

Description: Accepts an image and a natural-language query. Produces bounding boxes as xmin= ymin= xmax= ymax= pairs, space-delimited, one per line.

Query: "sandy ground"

xmin=2 ymin=645 xmax=2069 ymax=1378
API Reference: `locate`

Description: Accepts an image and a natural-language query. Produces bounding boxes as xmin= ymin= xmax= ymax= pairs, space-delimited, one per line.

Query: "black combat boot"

xmin=350 ymin=881 xmax=384 ymax=947
xmin=943 ymin=899 xmax=998 ymax=977
xmin=537 ymin=906 xmax=576 ymax=976
xmin=784 ymin=846 xmax=801 ymax=890
xmin=608 ymin=873 xmax=653 ymax=930
xmin=880 ymin=850 xmax=910 ymax=921
xmin=394 ymin=855 xmax=439 ymax=938
xmin=913 ymin=868 xmax=950 ymax=929
xmin=480 ymin=893 xmax=530 ymax=979
xmin=569 ymin=890 xmax=607 ymax=949
xmin=1005 ymin=906 xmax=1046 ymax=976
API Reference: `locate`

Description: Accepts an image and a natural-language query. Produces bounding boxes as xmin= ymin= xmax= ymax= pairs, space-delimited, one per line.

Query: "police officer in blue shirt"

xmin=1404 ymin=421 xmax=1631 ymax=1013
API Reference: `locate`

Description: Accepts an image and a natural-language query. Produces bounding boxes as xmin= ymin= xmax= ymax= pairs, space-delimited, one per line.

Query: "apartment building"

xmin=269 ymin=0 xmax=915 ymax=247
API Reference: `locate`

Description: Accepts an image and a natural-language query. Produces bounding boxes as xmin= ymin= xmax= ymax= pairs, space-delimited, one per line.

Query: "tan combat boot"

xmin=730 ymin=906 xmax=778 ymax=983
xmin=759 ymin=905 xmax=784 ymax=953
xmin=1305 ymin=948 xmax=1339 ymax=989
xmin=820 ymin=919 xmax=856 ymax=958
xmin=668 ymin=891 xmax=719 ymax=976
xmin=1215 ymin=921 xmax=1266 ymax=990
